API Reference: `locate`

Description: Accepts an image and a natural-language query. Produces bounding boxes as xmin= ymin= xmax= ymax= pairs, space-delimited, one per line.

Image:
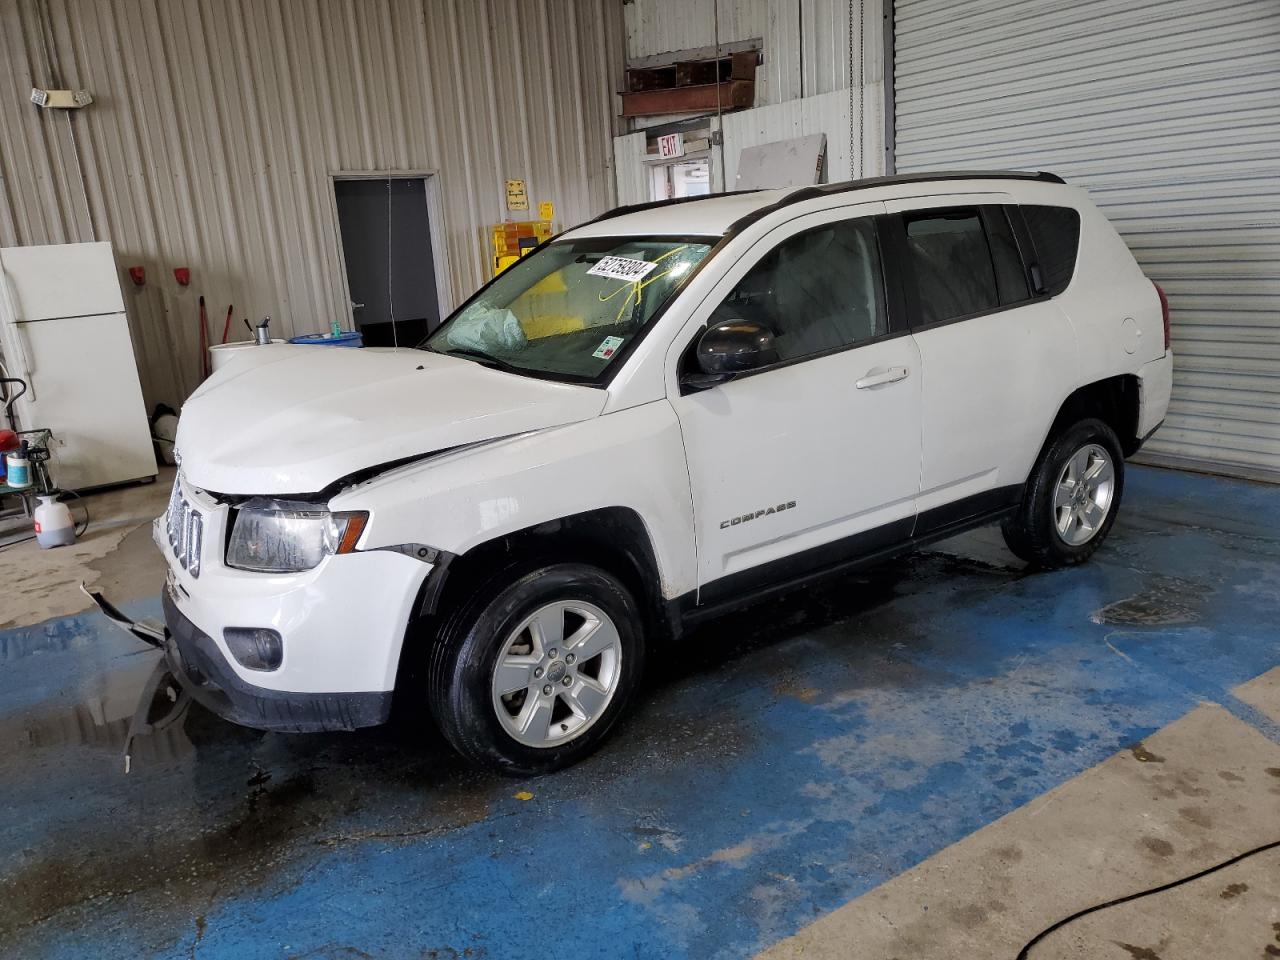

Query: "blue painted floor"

xmin=1 ymin=466 xmax=1277 ymax=959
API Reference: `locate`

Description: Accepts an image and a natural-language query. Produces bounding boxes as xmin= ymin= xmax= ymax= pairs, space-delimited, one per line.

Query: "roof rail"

xmin=585 ymin=189 xmax=764 ymax=226
xmin=727 ymin=169 xmax=1066 ymax=234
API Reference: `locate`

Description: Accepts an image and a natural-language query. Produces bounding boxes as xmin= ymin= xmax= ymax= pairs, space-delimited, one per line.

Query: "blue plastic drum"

xmin=288 ymin=330 xmax=364 ymax=347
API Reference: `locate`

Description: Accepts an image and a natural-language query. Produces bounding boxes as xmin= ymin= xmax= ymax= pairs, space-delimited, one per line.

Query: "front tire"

xmin=429 ymin=563 xmax=645 ymax=775
xmin=1002 ymin=418 xmax=1125 ymax=568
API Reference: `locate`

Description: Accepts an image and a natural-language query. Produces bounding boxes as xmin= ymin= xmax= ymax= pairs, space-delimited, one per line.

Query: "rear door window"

xmin=1022 ymin=205 xmax=1081 ymax=296
xmin=903 ymin=210 xmax=999 ymax=324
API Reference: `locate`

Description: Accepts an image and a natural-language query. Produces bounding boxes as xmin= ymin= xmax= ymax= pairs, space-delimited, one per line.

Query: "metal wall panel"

xmin=894 ymin=0 xmax=1280 ymax=480
xmin=719 ymin=84 xmax=885 ymax=190
xmin=624 ymin=0 xmax=793 ymax=104
xmin=800 ymin=0 xmax=852 ymax=97
xmin=0 ymin=0 xmax=624 ymax=410
xmin=623 ymin=0 xmax=880 ymax=105
xmin=619 ymin=0 xmax=885 ymax=197
xmin=612 ymin=132 xmax=650 ymax=206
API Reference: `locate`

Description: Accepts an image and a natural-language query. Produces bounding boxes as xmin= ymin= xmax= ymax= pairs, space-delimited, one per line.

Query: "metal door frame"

xmin=328 ymin=169 xmax=453 ymax=335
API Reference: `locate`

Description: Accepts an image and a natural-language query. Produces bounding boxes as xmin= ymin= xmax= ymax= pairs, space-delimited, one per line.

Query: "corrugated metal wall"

xmin=624 ymin=0 xmax=796 ymax=104
xmin=617 ymin=0 xmax=885 ymax=199
xmin=0 ymin=0 xmax=624 ymax=410
xmin=613 ymin=131 xmax=649 ymax=206
xmin=623 ymin=0 xmax=867 ymax=105
xmin=894 ymin=0 xmax=1280 ymax=481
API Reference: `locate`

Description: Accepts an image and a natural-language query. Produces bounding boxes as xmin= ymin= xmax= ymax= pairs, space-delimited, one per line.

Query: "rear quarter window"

xmin=1022 ymin=205 xmax=1081 ymax=297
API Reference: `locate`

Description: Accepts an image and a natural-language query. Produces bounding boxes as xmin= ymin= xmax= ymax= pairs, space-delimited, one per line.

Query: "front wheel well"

xmin=1046 ymin=375 xmax=1142 ymax=457
xmin=423 ymin=507 xmax=673 ymax=650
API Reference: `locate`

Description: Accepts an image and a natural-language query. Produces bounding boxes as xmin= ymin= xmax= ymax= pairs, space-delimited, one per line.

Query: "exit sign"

xmin=656 ymin=133 xmax=685 ymax=159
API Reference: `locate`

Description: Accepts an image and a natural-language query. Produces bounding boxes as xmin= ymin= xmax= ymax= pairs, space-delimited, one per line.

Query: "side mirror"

xmin=683 ymin=318 xmax=779 ymax=390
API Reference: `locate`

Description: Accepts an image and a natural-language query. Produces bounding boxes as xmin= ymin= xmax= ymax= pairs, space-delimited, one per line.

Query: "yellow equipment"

xmin=492 ymin=220 xmax=553 ymax=275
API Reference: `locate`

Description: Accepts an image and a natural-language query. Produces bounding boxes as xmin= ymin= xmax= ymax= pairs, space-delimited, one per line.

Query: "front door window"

xmin=712 ymin=217 xmax=886 ymax=362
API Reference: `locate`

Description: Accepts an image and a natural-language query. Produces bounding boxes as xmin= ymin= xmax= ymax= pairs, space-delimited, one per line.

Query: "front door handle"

xmin=855 ymin=365 xmax=909 ymax=389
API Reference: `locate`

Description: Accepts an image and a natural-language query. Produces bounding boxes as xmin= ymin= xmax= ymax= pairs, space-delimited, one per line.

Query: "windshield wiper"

xmin=431 ymin=346 xmax=525 ymax=374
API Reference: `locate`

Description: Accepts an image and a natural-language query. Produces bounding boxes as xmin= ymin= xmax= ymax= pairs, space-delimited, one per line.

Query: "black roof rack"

xmin=583 ymin=169 xmax=1065 ymax=233
xmin=726 ymin=170 xmax=1065 ymax=234
xmin=585 ymin=189 xmax=765 ymax=226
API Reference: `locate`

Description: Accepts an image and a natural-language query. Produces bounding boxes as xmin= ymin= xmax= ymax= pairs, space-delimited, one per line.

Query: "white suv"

xmin=146 ymin=172 xmax=1172 ymax=773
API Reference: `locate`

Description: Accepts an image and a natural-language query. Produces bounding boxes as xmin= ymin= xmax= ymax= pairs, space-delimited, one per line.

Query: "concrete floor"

xmin=1 ymin=466 xmax=1277 ymax=959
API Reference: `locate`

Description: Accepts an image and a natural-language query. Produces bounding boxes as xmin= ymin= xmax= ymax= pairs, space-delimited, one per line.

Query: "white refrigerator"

xmin=0 ymin=241 xmax=156 ymax=491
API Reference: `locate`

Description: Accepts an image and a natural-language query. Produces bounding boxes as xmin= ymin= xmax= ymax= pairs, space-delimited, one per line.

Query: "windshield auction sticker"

xmin=587 ymin=256 xmax=658 ymax=283
xmin=592 ymin=335 xmax=625 ymax=360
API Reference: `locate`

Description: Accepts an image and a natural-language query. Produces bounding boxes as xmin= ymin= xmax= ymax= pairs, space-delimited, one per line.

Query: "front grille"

xmin=166 ymin=476 xmax=204 ymax=578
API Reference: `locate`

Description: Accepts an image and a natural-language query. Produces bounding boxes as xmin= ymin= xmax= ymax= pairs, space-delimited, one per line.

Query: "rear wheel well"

xmin=1046 ymin=375 xmax=1141 ymax=457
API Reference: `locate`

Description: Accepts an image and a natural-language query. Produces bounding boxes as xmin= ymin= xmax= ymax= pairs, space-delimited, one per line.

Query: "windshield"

xmin=421 ymin=235 xmax=715 ymax=382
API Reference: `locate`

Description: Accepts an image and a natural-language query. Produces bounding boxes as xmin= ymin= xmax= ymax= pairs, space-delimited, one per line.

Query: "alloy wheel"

xmin=1053 ymin=442 xmax=1116 ymax=546
xmin=490 ymin=600 xmax=622 ymax=748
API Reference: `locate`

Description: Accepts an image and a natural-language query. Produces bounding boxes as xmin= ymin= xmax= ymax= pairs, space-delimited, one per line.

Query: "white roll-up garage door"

xmin=894 ymin=0 xmax=1280 ymax=481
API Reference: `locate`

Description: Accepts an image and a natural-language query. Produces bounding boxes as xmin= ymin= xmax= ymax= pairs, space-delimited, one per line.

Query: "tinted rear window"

xmin=1023 ymin=205 xmax=1081 ymax=296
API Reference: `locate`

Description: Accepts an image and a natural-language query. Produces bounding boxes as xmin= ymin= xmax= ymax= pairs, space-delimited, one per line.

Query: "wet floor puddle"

xmin=3 ymin=539 xmax=1234 ymax=953
xmin=1091 ymin=575 xmax=1213 ymax=626
xmin=0 ymin=597 xmax=786 ymax=952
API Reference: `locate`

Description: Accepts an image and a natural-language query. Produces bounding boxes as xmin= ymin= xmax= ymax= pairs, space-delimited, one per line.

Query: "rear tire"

xmin=1002 ymin=418 xmax=1125 ymax=569
xmin=428 ymin=563 xmax=645 ymax=775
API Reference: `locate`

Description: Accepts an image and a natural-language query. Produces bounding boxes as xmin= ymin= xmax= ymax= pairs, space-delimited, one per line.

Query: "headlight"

xmin=226 ymin=499 xmax=368 ymax=573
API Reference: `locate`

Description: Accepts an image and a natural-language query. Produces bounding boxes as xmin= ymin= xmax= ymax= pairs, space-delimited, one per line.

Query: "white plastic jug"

xmin=34 ymin=495 xmax=76 ymax=548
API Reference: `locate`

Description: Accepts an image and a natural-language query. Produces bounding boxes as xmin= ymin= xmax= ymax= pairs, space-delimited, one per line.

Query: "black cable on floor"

xmin=59 ymin=487 xmax=90 ymax=537
xmin=1017 ymin=838 xmax=1280 ymax=958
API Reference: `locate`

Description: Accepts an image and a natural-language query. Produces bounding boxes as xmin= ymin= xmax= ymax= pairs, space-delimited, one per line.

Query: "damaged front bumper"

xmin=83 ymin=584 xmax=393 ymax=734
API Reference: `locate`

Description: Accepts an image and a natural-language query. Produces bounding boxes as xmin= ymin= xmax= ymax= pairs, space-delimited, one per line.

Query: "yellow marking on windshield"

xmin=596 ymin=245 xmax=692 ymax=323
xmin=596 ymin=246 xmax=690 ymax=302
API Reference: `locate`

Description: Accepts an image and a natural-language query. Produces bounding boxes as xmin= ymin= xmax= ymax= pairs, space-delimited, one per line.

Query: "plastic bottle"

xmin=6 ymin=440 xmax=30 ymax=489
xmin=34 ymin=495 xmax=76 ymax=548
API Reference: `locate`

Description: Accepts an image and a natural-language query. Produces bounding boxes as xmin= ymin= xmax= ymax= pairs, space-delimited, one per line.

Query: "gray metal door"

xmin=894 ymin=0 xmax=1280 ymax=480
xmin=335 ymin=178 xmax=441 ymax=348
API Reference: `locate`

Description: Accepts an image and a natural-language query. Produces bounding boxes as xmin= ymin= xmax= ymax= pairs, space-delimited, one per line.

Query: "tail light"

xmin=1153 ymin=281 xmax=1171 ymax=352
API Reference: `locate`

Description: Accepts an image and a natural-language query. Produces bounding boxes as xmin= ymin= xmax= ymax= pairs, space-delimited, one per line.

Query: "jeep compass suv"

xmin=125 ymin=172 xmax=1173 ymax=773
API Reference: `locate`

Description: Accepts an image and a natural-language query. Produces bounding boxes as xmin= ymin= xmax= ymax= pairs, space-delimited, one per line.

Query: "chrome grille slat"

xmin=165 ymin=475 xmax=203 ymax=578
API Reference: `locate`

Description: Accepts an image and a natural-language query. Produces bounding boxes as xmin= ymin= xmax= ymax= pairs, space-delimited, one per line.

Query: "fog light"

xmin=224 ymin=627 xmax=283 ymax=671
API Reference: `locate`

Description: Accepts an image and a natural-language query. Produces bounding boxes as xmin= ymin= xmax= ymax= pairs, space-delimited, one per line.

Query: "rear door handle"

xmin=855 ymin=365 xmax=909 ymax=389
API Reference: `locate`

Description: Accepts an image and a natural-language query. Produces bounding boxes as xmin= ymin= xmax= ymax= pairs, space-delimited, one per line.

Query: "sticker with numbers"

xmin=592 ymin=335 xmax=625 ymax=360
xmin=586 ymin=256 xmax=657 ymax=283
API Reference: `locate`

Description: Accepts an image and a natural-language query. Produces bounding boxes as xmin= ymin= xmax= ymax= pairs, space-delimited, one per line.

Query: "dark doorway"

xmin=334 ymin=177 xmax=441 ymax=347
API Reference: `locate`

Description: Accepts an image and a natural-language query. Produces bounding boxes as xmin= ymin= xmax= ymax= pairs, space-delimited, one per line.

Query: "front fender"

xmin=330 ymin=401 xmax=697 ymax=600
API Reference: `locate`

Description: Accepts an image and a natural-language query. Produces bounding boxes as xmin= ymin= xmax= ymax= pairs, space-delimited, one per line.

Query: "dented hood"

xmin=175 ymin=345 xmax=606 ymax=495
